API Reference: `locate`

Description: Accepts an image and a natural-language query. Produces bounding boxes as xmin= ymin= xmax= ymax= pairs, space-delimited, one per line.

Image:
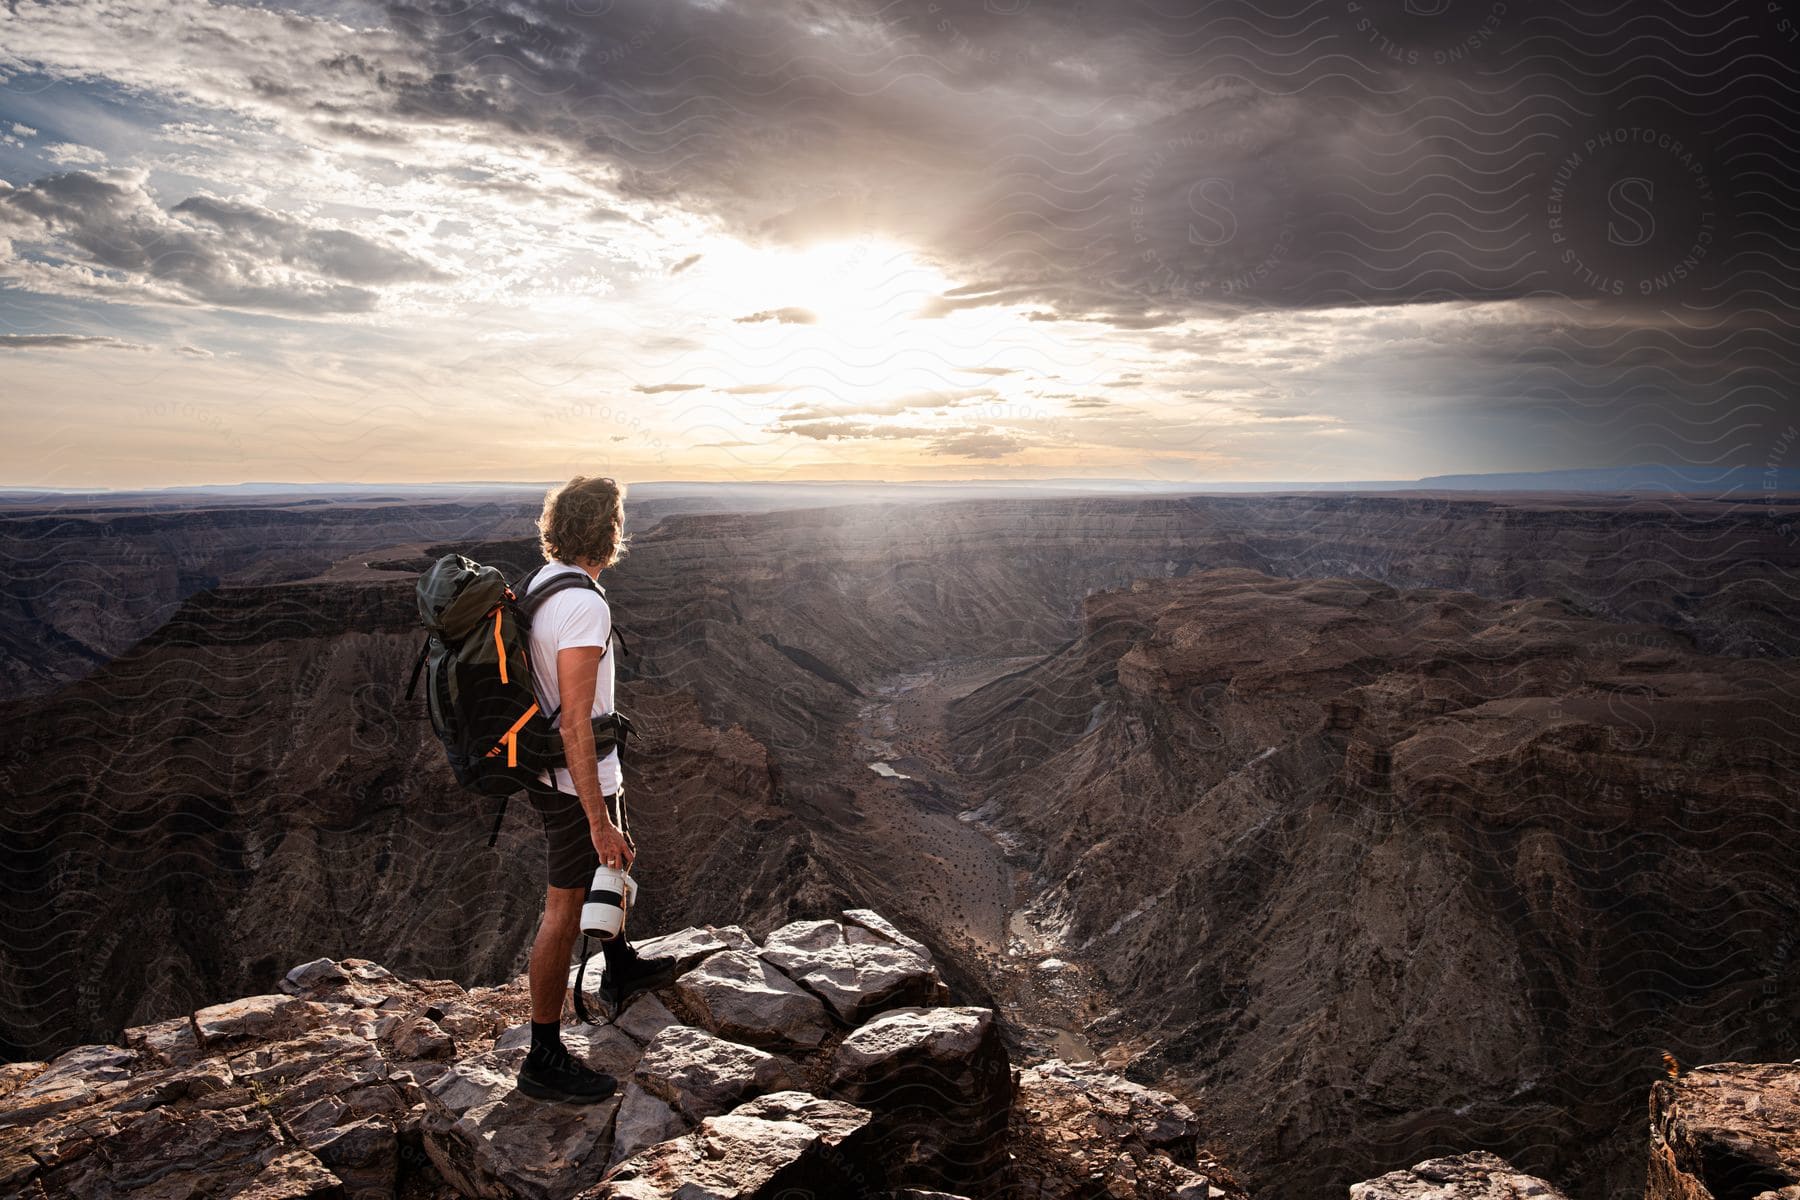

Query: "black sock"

xmin=600 ymin=935 xmax=638 ymax=974
xmin=529 ymin=1020 xmax=563 ymax=1058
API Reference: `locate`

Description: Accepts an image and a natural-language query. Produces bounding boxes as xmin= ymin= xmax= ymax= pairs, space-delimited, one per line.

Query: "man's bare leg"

xmin=530 ymin=884 xmax=584 ymax=1024
xmin=515 ymin=883 xmax=616 ymax=1103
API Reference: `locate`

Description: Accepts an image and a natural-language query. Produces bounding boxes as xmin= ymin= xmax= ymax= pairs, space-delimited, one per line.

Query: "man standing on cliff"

xmin=515 ymin=475 xmax=675 ymax=1104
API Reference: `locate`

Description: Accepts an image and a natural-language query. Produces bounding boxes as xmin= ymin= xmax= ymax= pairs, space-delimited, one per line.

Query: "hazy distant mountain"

xmin=1410 ymin=465 xmax=1800 ymax=494
xmin=6 ymin=465 xmax=1794 ymax=504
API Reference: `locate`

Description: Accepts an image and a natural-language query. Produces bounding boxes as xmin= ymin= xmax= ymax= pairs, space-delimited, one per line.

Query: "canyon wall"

xmin=4 ymin=490 xmax=1797 ymax=1200
xmin=0 ymin=498 xmax=543 ymax=698
xmin=948 ymin=569 xmax=1800 ymax=1200
xmin=0 ymin=575 xmax=845 ymax=1061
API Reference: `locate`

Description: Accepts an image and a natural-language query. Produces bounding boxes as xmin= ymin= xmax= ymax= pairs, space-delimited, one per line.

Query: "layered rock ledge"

xmin=1649 ymin=1063 xmax=1800 ymax=1200
xmin=0 ymin=910 xmax=1244 ymax=1200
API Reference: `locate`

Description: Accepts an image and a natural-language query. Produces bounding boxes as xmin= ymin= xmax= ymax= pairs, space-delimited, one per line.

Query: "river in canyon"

xmin=820 ymin=654 xmax=1109 ymax=1066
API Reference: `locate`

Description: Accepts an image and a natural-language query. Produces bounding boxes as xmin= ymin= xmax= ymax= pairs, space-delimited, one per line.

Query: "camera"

xmin=582 ymin=864 xmax=638 ymax=940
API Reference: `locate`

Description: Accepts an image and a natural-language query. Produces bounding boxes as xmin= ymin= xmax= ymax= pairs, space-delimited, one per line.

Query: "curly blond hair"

xmin=538 ymin=476 xmax=629 ymax=567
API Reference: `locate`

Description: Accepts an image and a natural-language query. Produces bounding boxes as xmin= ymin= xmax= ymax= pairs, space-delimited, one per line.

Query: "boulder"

xmin=673 ymin=950 xmax=832 ymax=1050
xmin=607 ymin=1010 xmax=835 ymax=1167
xmin=386 ymin=1014 xmax=455 ymax=1062
xmin=281 ymin=958 xmax=404 ymax=1008
xmin=193 ymin=994 xmax=328 ymax=1051
xmin=1649 ymin=1062 xmax=1800 ymax=1200
xmin=759 ymin=917 xmax=944 ymax=1025
xmin=631 ymin=1024 xmax=802 ymax=1120
xmin=829 ymin=1006 xmax=1011 ymax=1192
xmin=283 ymin=958 xmax=351 ymax=995
xmin=592 ymin=1107 xmax=875 ymax=1200
xmin=630 ymin=926 xmax=750 ymax=976
xmin=1352 ymin=1152 xmax=1571 ymax=1200
xmin=422 ymin=1023 xmax=639 ymax=1200
xmin=731 ymin=1090 xmax=878 ymax=1153
xmin=304 ymin=1114 xmax=400 ymax=1199
xmin=1009 ymin=1059 xmax=1245 ymax=1200
xmin=843 ymin=909 xmax=932 ymax=958
xmin=615 ymin=992 xmax=679 ymax=1046
xmin=120 ymin=1016 xmax=201 ymax=1069
xmin=437 ymin=1001 xmax=502 ymax=1042
xmin=608 ymin=1084 xmax=688 ymax=1169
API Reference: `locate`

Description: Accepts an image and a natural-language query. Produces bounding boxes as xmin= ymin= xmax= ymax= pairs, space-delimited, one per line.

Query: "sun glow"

xmin=701 ymin=238 xmax=953 ymax=341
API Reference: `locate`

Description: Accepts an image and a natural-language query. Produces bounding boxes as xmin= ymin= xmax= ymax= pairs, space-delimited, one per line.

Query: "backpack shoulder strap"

xmin=515 ymin=569 xmax=601 ymax=620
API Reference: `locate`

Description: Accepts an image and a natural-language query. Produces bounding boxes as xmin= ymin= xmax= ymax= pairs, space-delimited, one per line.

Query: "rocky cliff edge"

xmin=0 ymin=909 xmax=1243 ymax=1200
xmin=1348 ymin=1062 xmax=1800 ymax=1200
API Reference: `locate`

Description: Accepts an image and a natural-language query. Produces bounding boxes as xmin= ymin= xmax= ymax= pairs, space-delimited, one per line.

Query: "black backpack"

xmin=405 ymin=554 xmax=636 ymax=842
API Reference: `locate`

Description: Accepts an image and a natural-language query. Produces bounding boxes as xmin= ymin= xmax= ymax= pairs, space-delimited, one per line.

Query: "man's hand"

xmin=592 ymin=820 xmax=634 ymax=871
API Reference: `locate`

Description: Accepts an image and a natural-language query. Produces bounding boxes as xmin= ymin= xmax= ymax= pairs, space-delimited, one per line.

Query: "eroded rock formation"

xmin=950 ymin=570 xmax=1800 ymax=1200
xmin=1648 ymin=1063 xmax=1800 ymax=1200
xmin=0 ymin=911 xmax=1242 ymax=1200
xmin=0 ymin=496 xmax=543 ymax=697
xmin=0 ymin=577 xmax=843 ymax=1059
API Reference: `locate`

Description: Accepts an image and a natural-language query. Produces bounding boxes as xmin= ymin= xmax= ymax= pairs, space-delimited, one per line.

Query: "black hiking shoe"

xmin=515 ymin=1043 xmax=617 ymax=1104
xmin=600 ymin=953 xmax=678 ymax=1014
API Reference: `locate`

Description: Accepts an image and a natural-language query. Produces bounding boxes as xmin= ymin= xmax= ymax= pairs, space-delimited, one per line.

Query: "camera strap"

xmin=572 ymin=934 xmax=604 ymax=1026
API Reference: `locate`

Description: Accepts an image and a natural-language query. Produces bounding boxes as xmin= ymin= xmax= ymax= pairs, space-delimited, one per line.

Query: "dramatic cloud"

xmin=0 ymin=171 xmax=445 ymax=313
xmin=0 ymin=0 xmax=1793 ymax=485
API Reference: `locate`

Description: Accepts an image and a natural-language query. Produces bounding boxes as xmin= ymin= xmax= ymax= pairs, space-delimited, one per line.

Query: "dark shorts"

xmin=527 ymin=785 xmax=632 ymax=890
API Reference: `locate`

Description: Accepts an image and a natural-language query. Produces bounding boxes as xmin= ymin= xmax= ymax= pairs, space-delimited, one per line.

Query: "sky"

xmin=0 ymin=0 xmax=1796 ymax=488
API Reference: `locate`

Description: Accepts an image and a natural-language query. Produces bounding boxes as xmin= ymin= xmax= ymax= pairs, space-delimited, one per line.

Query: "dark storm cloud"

xmin=4 ymin=0 xmax=1795 ymax=473
xmin=0 ymin=171 xmax=445 ymax=313
xmin=367 ymin=0 xmax=1797 ymax=326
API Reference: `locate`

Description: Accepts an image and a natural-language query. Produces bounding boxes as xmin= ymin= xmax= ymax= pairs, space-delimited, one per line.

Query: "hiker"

xmin=515 ymin=475 xmax=675 ymax=1104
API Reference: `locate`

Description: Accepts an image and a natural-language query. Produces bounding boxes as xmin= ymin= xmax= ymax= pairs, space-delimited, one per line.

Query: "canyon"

xmin=2 ymin=490 xmax=1797 ymax=1200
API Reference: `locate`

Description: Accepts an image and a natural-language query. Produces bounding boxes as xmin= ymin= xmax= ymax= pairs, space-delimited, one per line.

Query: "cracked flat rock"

xmin=672 ymin=949 xmax=831 ymax=1049
xmin=590 ymin=1105 xmax=872 ymax=1200
xmin=607 ymin=1024 xmax=804 ymax=1166
xmin=422 ymin=1025 xmax=639 ymax=1200
xmin=629 ymin=1024 xmax=801 ymax=1122
xmin=629 ymin=925 xmax=756 ymax=976
xmin=759 ymin=916 xmax=944 ymax=1024
xmin=1352 ymin=1152 xmax=1571 ymax=1200
xmin=0 ymin=1044 xmax=138 ymax=1130
xmin=193 ymin=994 xmax=332 ymax=1052
xmin=729 ymin=1090 xmax=874 ymax=1150
xmin=41 ymin=1105 xmax=339 ymax=1200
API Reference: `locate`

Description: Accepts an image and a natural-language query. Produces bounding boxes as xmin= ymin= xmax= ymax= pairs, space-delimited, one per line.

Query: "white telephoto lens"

xmin=581 ymin=865 xmax=633 ymax=939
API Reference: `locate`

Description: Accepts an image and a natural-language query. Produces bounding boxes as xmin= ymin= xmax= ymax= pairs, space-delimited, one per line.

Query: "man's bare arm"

xmin=556 ymin=643 xmax=633 ymax=869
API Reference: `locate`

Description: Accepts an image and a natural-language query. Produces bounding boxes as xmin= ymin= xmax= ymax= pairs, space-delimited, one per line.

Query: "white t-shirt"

xmin=525 ymin=561 xmax=620 ymax=795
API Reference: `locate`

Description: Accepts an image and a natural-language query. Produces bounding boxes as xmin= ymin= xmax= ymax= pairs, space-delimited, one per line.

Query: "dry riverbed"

xmin=812 ymin=655 xmax=1110 ymax=1066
